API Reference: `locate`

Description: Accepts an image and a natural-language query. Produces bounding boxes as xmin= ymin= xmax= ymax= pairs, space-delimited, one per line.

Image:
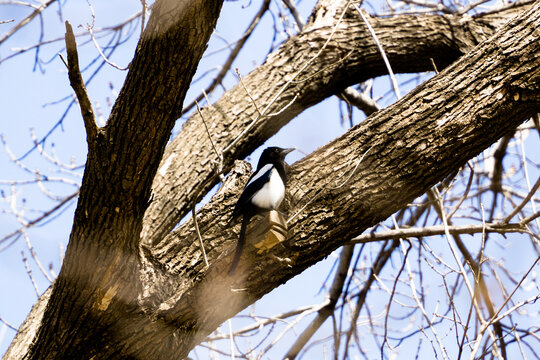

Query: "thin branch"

xmin=518 ymin=129 xmax=540 ymax=230
xmin=181 ymin=0 xmax=271 ymax=115
xmin=17 ymin=27 xmax=125 ymax=161
xmin=342 ymin=241 xmax=398 ymax=359
xmin=21 ymin=250 xmax=40 ymax=297
xmin=0 ymin=9 xmax=145 ymax=66
xmin=338 ymin=87 xmax=380 ymax=116
xmin=87 ymin=26 xmax=129 ymax=71
xmin=0 ymin=0 xmax=56 ymax=45
xmin=430 ymin=188 xmax=505 ymax=359
xmin=196 ymin=97 xmax=225 ymax=180
xmin=396 ymin=219 xmax=449 ymax=360
xmin=502 ymin=176 xmax=540 ymax=224
xmin=0 ymin=315 xmax=17 ymax=331
xmin=0 ymin=191 xmax=79 ymax=249
xmin=520 ymin=210 xmax=540 ymax=226
xmin=490 ymin=255 xmax=540 ymax=324
xmin=207 ymin=305 xmax=315 ymax=341
xmin=354 ymin=5 xmax=402 ymax=99
xmin=283 ymin=244 xmax=355 ymax=359
xmin=447 ymin=162 xmax=474 ymax=220
xmin=227 ymin=319 xmax=235 ymax=360
xmin=282 ymin=0 xmax=305 ymax=30
xmin=188 ymin=100 xmax=231 ymax=267
xmin=235 ymin=68 xmax=262 ymax=117
xmin=23 ymin=232 xmax=54 ymax=283
xmin=350 ymin=222 xmax=528 ymax=244
xmin=64 ymin=21 xmax=98 ymax=144
xmin=191 ymin=190 xmax=210 ymax=268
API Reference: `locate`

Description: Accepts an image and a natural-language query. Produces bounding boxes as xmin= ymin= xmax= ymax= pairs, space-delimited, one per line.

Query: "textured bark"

xmin=17 ymin=1 xmax=224 ymax=359
xmin=4 ymin=1 xmax=538 ymax=359
xmin=141 ymin=1 xmax=531 ymax=246
xmin=142 ymin=3 xmax=539 ymax=357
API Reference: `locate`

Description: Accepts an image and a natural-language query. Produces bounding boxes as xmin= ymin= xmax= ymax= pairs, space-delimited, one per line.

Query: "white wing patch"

xmin=247 ymin=163 xmax=273 ymax=187
xmin=251 ymin=168 xmax=285 ymax=210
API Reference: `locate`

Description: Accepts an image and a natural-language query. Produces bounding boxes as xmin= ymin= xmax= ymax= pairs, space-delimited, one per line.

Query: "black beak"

xmin=280 ymin=147 xmax=295 ymax=157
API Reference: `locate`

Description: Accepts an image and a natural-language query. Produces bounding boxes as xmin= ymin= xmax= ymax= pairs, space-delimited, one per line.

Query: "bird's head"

xmin=258 ymin=147 xmax=295 ymax=166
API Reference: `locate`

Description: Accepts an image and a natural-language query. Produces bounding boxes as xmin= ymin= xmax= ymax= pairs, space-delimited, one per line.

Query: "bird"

xmin=228 ymin=146 xmax=295 ymax=274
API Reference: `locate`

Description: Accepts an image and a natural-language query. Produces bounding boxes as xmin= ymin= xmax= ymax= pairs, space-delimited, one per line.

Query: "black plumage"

xmin=228 ymin=147 xmax=294 ymax=274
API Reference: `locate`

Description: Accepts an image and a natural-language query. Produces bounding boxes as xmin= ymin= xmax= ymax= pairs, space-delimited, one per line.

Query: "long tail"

xmin=228 ymin=215 xmax=249 ymax=275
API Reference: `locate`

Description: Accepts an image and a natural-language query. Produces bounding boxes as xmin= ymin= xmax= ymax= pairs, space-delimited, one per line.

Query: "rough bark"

xmin=140 ymin=4 xmax=539 ymax=356
xmin=4 ymin=1 xmax=538 ymax=359
xmin=16 ymin=1 xmax=224 ymax=359
xmin=141 ymin=1 xmax=532 ymax=246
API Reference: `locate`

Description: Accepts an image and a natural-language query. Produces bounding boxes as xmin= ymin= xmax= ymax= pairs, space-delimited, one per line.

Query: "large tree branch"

xmin=143 ymin=3 xmax=539 ymax=357
xmin=141 ymin=1 xmax=532 ymax=246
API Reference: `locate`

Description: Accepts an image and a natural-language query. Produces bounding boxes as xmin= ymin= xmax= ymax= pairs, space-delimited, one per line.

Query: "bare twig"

xmin=227 ymin=319 xmax=235 ymax=360
xmin=206 ymin=305 xmax=315 ymax=341
xmin=0 ymin=0 xmax=56 ymax=45
xmin=283 ymin=245 xmax=355 ymax=359
xmin=282 ymin=0 xmax=305 ymax=30
xmin=350 ymin=222 xmax=528 ymax=244
xmin=182 ymin=0 xmax=271 ymax=115
xmin=354 ymin=5 xmax=402 ymax=99
xmin=87 ymin=26 xmax=129 ymax=71
xmin=503 ymin=176 xmax=540 ymax=224
xmin=21 ymin=251 xmax=40 ymax=297
xmin=23 ymin=232 xmax=54 ymax=283
xmin=490 ymin=256 xmax=540 ymax=325
xmin=235 ymin=68 xmax=262 ymax=117
xmin=0 ymin=315 xmax=17 ymax=331
xmin=518 ymin=129 xmax=540 ymax=231
xmin=64 ymin=21 xmax=98 ymax=144
xmin=0 ymin=191 xmax=79 ymax=249
xmin=0 ymin=9 xmax=146 ymax=66
xmin=430 ymin=188 xmax=505 ymax=359
xmin=394 ymin=211 xmax=449 ymax=360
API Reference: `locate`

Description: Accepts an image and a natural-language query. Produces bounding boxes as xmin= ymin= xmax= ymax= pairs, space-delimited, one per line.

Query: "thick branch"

xmin=142 ymin=3 xmax=531 ymax=246
xmin=145 ymin=3 xmax=540 ymax=357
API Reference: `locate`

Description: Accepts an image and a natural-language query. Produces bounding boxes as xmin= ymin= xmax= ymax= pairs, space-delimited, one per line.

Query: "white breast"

xmin=251 ymin=168 xmax=285 ymax=210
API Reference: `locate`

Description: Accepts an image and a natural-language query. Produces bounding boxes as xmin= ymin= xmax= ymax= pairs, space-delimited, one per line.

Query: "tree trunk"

xmin=4 ymin=1 xmax=538 ymax=359
xmin=17 ymin=1 xmax=224 ymax=359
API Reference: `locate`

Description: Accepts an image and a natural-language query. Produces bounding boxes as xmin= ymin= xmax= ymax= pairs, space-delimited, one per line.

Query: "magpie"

xmin=228 ymin=146 xmax=295 ymax=274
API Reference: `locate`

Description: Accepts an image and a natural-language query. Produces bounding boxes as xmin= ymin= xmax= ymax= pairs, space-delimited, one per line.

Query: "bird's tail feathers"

xmin=228 ymin=215 xmax=249 ymax=275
